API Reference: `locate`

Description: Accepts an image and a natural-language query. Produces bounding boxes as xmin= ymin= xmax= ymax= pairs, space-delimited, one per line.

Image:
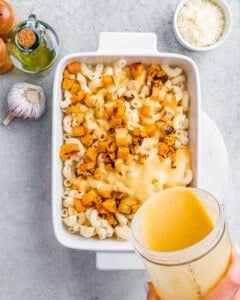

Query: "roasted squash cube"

xmin=67 ymin=61 xmax=81 ymax=74
xmin=59 ymin=144 xmax=79 ymax=161
xmin=102 ymin=199 xmax=116 ymax=213
xmin=85 ymin=147 xmax=97 ymax=161
xmin=74 ymin=199 xmax=86 ymax=212
xmin=72 ymin=126 xmax=85 ymax=137
xmin=80 ymin=134 xmax=94 ymax=146
xmin=117 ymin=147 xmax=129 ymax=159
xmin=102 ymin=74 xmax=114 ymax=86
xmin=82 ymin=190 xmax=98 ymax=206
xmin=62 ymin=79 xmax=74 ymax=90
xmin=130 ymin=62 xmax=144 ymax=77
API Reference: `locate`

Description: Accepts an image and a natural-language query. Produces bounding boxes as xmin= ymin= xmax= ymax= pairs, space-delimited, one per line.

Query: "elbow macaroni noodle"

xmin=60 ymin=60 xmax=193 ymax=240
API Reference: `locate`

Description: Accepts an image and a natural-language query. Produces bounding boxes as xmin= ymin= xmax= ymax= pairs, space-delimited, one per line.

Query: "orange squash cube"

xmin=80 ymin=134 xmax=94 ymax=147
xmin=62 ymin=78 xmax=74 ymax=90
xmin=102 ymin=199 xmax=116 ymax=213
xmin=85 ymin=147 xmax=98 ymax=161
xmin=102 ymin=74 xmax=113 ymax=86
xmin=117 ymin=147 xmax=129 ymax=159
xmin=74 ymin=199 xmax=86 ymax=212
xmin=59 ymin=144 xmax=79 ymax=161
xmin=67 ymin=61 xmax=81 ymax=74
xmin=82 ymin=190 xmax=98 ymax=206
xmin=73 ymin=126 xmax=85 ymax=137
xmin=70 ymin=82 xmax=80 ymax=94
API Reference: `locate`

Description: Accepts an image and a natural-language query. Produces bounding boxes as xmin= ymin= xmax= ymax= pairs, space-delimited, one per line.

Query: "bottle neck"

xmin=16 ymin=28 xmax=40 ymax=52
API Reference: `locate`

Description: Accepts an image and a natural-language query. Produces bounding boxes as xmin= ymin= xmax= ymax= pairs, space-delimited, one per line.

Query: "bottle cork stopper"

xmin=17 ymin=28 xmax=36 ymax=48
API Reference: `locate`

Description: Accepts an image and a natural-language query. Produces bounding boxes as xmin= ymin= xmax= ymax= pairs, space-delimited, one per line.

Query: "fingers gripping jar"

xmin=131 ymin=188 xmax=231 ymax=300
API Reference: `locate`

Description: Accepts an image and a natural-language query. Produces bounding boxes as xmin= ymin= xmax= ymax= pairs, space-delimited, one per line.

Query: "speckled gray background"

xmin=0 ymin=0 xmax=240 ymax=299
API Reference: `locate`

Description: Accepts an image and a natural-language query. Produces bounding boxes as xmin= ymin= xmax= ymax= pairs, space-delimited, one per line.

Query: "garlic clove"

xmin=2 ymin=82 xmax=46 ymax=125
xmin=2 ymin=113 xmax=15 ymax=126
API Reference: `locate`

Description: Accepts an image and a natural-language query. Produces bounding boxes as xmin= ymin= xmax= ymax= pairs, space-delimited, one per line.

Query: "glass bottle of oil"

xmin=7 ymin=14 xmax=59 ymax=74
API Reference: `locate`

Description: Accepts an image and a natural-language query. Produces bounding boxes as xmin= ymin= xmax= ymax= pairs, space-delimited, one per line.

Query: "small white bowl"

xmin=173 ymin=0 xmax=232 ymax=51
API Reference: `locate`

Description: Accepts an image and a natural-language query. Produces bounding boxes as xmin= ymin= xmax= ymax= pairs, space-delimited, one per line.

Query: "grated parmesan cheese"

xmin=177 ymin=0 xmax=225 ymax=47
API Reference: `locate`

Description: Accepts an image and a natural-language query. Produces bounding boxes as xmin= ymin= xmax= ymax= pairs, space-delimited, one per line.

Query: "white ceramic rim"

xmin=173 ymin=0 xmax=233 ymax=51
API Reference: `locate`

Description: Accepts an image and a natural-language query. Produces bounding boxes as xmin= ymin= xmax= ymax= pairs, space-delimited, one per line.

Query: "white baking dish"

xmin=52 ymin=32 xmax=201 ymax=252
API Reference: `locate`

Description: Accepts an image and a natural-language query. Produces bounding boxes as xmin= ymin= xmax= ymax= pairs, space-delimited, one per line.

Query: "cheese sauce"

xmin=141 ymin=187 xmax=214 ymax=251
xmin=71 ymin=147 xmax=192 ymax=204
xmin=108 ymin=147 xmax=191 ymax=202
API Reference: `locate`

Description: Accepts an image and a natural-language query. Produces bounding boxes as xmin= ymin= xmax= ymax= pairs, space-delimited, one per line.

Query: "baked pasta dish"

xmin=59 ymin=60 xmax=192 ymax=240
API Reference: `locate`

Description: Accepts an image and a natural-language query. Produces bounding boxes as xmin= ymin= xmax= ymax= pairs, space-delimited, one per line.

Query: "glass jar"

xmin=131 ymin=188 xmax=231 ymax=300
xmin=7 ymin=14 xmax=59 ymax=74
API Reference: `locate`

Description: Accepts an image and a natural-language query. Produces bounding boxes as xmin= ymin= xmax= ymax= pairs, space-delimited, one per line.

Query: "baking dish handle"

xmin=97 ymin=32 xmax=158 ymax=54
xmin=96 ymin=251 xmax=144 ymax=270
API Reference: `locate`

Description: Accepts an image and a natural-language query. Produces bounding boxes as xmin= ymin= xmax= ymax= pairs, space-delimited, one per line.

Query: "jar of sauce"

xmin=131 ymin=187 xmax=231 ymax=300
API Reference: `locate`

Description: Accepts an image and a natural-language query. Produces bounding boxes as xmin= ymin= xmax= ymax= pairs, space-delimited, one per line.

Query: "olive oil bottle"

xmin=7 ymin=14 xmax=59 ymax=74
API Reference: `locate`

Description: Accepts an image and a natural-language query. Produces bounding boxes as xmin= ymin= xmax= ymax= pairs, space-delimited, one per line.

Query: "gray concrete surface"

xmin=0 ymin=0 xmax=240 ymax=299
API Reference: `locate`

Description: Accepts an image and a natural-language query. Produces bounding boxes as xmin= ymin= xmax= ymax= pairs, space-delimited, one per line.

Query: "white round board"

xmin=199 ymin=111 xmax=228 ymax=202
xmin=96 ymin=112 xmax=229 ymax=270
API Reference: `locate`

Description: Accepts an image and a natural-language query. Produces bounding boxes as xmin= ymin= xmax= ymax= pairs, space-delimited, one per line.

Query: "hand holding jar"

xmin=132 ymin=187 xmax=233 ymax=299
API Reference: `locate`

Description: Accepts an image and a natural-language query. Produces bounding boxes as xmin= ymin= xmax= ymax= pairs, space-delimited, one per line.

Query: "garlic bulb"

xmin=2 ymin=82 xmax=46 ymax=125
